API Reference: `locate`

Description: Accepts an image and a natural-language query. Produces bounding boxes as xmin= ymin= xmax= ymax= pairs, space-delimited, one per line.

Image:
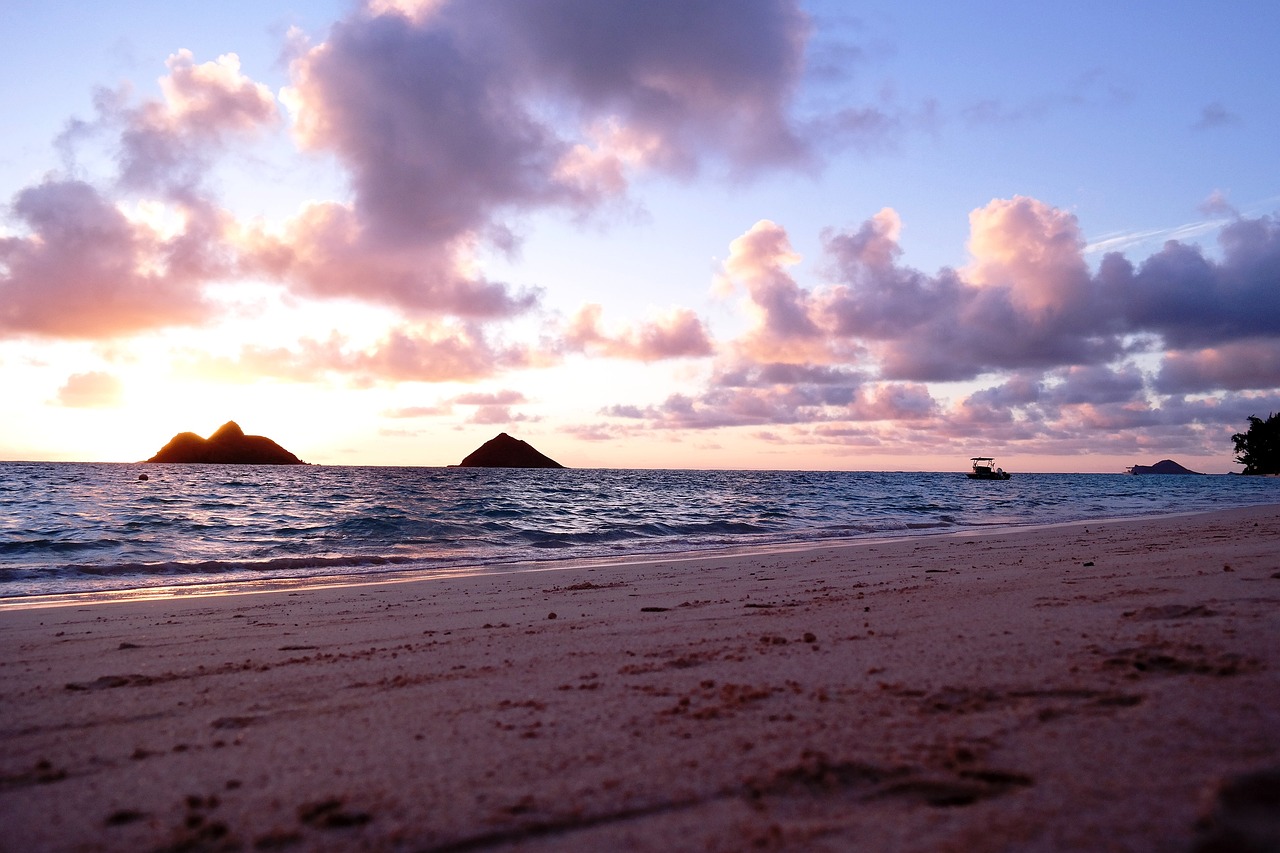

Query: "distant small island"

xmin=458 ymin=433 xmax=564 ymax=468
xmin=1126 ymin=459 xmax=1202 ymax=475
xmin=146 ymin=421 xmax=305 ymax=465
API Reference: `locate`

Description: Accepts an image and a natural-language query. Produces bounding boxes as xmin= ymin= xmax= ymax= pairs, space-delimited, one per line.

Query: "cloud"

xmin=1106 ymin=214 xmax=1280 ymax=348
xmin=484 ymin=0 xmax=812 ymax=173
xmin=716 ymin=219 xmax=828 ymax=362
xmin=959 ymin=70 xmax=1131 ymax=127
xmin=714 ymin=200 xmax=1122 ymax=381
xmin=2 ymin=51 xmax=279 ymax=341
xmin=181 ymin=322 xmax=532 ymax=384
xmin=448 ymin=389 xmax=534 ymax=424
xmin=239 ymin=202 xmax=539 ymax=318
xmin=452 ymin=390 xmax=527 ymax=406
xmin=715 ymin=199 xmax=1280 ymax=384
xmin=602 ymin=390 xmax=799 ymax=430
xmin=846 ymin=383 xmax=938 ymax=421
xmin=466 ymin=405 xmax=534 ymax=425
xmin=0 ymin=180 xmax=223 ymax=338
xmin=1192 ymin=102 xmax=1239 ymax=131
xmin=1154 ymin=340 xmax=1280 ymax=394
xmin=77 ymin=50 xmax=280 ymax=200
xmin=594 ymin=199 xmax=1280 ymax=460
xmin=713 ymin=362 xmax=863 ymax=389
xmin=384 ymin=404 xmax=452 ymax=418
xmin=1199 ymin=190 xmax=1238 ymax=219
xmin=53 ymin=371 xmax=124 ymax=408
xmin=563 ymin=303 xmax=713 ymax=361
xmin=1040 ymin=364 xmax=1148 ymax=407
xmin=4 ymin=1 xmax=857 ymax=343
xmin=277 ymin=0 xmax=813 ymax=312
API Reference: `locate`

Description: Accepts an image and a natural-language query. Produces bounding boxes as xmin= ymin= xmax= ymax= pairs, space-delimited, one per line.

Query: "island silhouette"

xmin=1126 ymin=459 xmax=1202 ymax=475
xmin=458 ymin=433 xmax=564 ymax=468
xmin=146 ymin=421 xmax=305 ymax=465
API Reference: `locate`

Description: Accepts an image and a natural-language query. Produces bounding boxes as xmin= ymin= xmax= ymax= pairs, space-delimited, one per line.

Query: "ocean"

xmin=2 ymin=462 xmax=1277 ymax=601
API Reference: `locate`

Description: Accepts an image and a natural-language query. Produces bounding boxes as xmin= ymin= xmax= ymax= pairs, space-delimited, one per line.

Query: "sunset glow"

xmin=2 ymin=1 xmax=1277 ymax=472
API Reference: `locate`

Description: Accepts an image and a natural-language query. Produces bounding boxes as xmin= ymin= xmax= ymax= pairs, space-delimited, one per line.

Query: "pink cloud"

xmin=563 ymin=303 xmax=713 ymax=361
xmin=604 ymin=379 xmax=868 ymax=430
xmin=1155 ymin=340 xmax=1280 ymax=394
xmin=182 ymin=323 xmax=532 ymax=384
xmin=846 ymin=383 xmax=938 ymax=422
xmin=384 ymin=404 xmax=452 ymax=418
xmin=466 ymin=405 xmax=534 ymax=425
xmin=53 ymin=371 xmax=124 ymax=408
xmin=0 ymin=180 xmax=222 ymax=338
xmin=964 ymin=197 xmax=1094 ymax=319
xmin=717 ymin=220 xmax=827 ymax=362
xmin=822 ymin=197 xmax=1122 ymax=380
xmin=241 ymin=202 xmax=538 ymax=318
xmin=2 ymin=52 xmax=278 ymax=340
xmin=453 ymin=390 xmax=527 ymax=406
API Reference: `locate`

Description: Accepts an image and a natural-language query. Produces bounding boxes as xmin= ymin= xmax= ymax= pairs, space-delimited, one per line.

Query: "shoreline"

xmin=3 ymin=504 xmax=1270 ymax=612
xmin=2 ymin=504 xmax=1278 ymax=850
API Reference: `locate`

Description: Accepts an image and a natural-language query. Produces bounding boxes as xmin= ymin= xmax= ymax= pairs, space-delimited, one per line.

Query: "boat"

xmin=967 ymin=457 xmax=1011 ymax=480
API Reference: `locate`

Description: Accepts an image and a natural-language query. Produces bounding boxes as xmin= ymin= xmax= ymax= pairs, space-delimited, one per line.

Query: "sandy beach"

xmin=2 ymin=506 xmax=1278 ymax=852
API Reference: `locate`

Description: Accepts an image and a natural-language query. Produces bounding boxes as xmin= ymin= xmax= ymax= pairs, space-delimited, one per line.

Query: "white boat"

xmin=967 ymin=457 xmax=1011 ymax=480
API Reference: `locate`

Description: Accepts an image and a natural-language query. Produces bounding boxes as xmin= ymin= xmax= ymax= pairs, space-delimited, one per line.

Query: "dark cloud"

xmin=1192 ymin=102 xmax=1239 ymax=131
xmin=291 ymin=15 xmax=569 ymax=247
xmin=713 ymin=362 xmax=863 ymax=388
xmin=1111 ymin=215 xmax=1280 ymax=348
xmin=281 ymin=0 xmax=813 ymax=313
xmin=1039 ymin=364 xmax=1147 ymax=407
xmin=482 ymin=0 xmax=811 ymax=173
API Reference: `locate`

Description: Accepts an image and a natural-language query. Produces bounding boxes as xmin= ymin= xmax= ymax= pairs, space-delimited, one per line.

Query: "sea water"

xmin=1 ymin=462 xmax=1276 ymax=600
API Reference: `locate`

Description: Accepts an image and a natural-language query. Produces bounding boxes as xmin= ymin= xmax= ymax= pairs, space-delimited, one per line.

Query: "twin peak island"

xmin=145 ymin=422 xmax=565 ymax=468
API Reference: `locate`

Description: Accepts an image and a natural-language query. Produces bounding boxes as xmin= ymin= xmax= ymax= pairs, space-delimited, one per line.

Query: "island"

xmin=1126 ymin=459 xmax=1203 ymax=475
xmin=146 ymin=421 xmax=306 ymax=465
xmin=458 ymin=433 xmax=564 ymax=468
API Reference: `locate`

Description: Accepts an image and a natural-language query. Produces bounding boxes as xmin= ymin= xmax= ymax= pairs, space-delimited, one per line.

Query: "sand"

xmin=2 ymin=505 xmax=1279 ymax=852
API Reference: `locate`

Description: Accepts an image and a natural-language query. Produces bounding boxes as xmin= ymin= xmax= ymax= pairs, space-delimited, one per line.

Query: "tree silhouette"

xmin=1232 ymin=413 xmax=1280 ymax=475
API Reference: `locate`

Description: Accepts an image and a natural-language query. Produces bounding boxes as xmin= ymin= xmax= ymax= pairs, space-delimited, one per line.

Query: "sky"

xmin=2 ymin=0 xmax=1278 ymax=472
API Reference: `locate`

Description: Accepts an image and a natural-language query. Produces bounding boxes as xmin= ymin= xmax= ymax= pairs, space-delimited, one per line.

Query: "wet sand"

xmin=2 ymin=505 xmax=1279 ymax=851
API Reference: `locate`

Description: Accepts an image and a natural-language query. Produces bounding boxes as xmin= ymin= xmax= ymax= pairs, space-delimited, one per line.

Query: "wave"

xmin=2 ymin=552 xmax=421 ymax=583
xmin=3 ymin=463 xmax=1276 ymax=598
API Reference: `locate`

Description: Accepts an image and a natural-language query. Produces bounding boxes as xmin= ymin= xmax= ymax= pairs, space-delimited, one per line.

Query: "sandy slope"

xmin=2 ymin=506 xmax=1278 ymax=852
